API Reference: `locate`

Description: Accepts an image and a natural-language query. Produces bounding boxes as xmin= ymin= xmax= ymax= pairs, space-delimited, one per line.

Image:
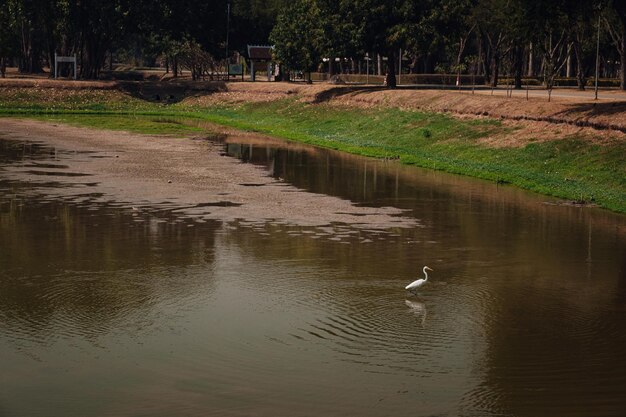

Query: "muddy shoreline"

xmin=0 ymin=118 xmax=415 ymax=228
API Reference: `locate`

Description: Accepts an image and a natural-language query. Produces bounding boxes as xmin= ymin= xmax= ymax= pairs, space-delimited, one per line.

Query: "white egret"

xmin=405 ymin=266 xmax=433 ymax=292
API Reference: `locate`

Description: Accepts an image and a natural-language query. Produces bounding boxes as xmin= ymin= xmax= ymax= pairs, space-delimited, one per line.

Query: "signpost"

xmin=54 ymin=53 xmax=77 ymax=80
xmin=228 ymin=63 xmax=244 ymax=81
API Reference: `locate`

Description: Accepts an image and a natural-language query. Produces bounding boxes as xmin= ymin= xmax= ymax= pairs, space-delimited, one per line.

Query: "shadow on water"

xmin=210 ymin=125 xmax=626 ymax=235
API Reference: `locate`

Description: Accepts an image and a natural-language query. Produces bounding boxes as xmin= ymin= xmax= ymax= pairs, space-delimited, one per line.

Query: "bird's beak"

xmin=426 ymin=267 xmax=433 ymax=271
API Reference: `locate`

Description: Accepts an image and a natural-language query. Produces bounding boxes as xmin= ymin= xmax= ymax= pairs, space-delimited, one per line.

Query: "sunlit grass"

xmin=33 ymin=114 xmax=204 ymax=135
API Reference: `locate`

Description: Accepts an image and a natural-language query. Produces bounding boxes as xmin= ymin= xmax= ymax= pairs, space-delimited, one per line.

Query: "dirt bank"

xmin=181 ymin=82 xmax=626 ymax=137
xmin=2 ymin=78 xmax=625 ymax=148
xmin=0 ymin=118 xmax=414 ymax=229
xmin=3 ymin=77 xmax=625 ymax=134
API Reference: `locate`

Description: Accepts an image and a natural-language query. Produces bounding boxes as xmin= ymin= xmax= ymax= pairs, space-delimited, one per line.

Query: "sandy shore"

xmin=0 ymin=118 xmax=415 ymax=229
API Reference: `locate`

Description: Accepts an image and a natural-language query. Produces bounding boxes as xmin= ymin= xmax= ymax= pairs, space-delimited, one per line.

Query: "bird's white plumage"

xmin=405 ymin=278 xmax=426 ymax=290
xmin=405 ymin=266 xmax=433 ymax=292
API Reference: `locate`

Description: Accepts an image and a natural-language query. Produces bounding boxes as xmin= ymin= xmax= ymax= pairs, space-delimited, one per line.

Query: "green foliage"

xmin=270 ymin=0 xmax=322 ymax=72
xmin=1 ymin=0 xmax=625 ymax=88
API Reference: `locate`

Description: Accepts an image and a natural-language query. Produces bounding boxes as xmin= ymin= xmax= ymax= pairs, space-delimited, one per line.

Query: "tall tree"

xmin=231 ymin=0 xmax=288 ymax=52
xmin=270 ymin=0 xmax=322 ymax=78
xmin=473 ymin=0 xmax=513 ymax=87
xmin=424 ymin=0 xmax=477 ymax=86
xmin=315 ymin=0 xmax=363 ymax=75
xmin=354 ymin=0 xmax=425 ymax=88
xmin=0 ymin=0 xmax=19 ymax=77
xmin=606 ymin=0 xmax=626 ymax=90
xmin=567 ymin=0 xmax=597 ymax=90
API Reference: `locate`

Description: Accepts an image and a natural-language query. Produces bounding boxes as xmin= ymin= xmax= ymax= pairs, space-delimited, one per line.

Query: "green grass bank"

xmin=1 ymin=87 xmax=625 ymax=213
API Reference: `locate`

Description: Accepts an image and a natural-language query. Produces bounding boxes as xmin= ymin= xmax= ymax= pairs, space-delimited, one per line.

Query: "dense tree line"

xmin=0 ymin=0 xmax=624 ymax=90
xmin=0 ymin=0 xmax=284 ymax=79
xmin=271 ymin=0 xmax=626 ymax=90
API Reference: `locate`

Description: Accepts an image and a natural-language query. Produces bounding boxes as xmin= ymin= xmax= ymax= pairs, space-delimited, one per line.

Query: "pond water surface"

xmin=1 ymin=129 xmax=626 ymax=417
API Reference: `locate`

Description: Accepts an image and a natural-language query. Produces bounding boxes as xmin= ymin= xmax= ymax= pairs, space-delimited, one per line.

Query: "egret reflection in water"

xmin=405 ymin=299 xmax=428 ymax=326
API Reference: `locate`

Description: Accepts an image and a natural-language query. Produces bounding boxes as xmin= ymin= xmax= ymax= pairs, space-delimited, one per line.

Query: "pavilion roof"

xmin=247 ymin=45 xmax=273 ymax=60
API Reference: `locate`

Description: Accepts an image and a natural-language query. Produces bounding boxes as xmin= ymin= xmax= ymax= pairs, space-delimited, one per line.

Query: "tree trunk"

xmin=483 ymin=42 xmax=491 ymax=82
xmin=423 ymin=54 xmax=432 ymax=73
xmin=19 ymin=22 xmax=43 ymax=74
xmin=385 ymin=51 xmax=396 ymax=89
xmin=621 ymin=27 xmax=626 ymax=90
xmin=82 ymin=32 xmax=108 ymax=79
xmin=614 ymin=5 xmax=626 ymax=90
xmin=409 ymin=55 xmax=418 ymax=74
xmin=514 ymin=43 xmax=523 ymax=89
xmin=477 ymin=38 xmax=484 ymax=76
xmin=572 ymin=39 xmax=586 ymax=90
xmin=0 ymin=58 xmax=6 ymax=78
xmin=490 ymin=50 xmax=500 ymax=87
xmin=528 ymin=42 xmax=534 ymax=77
xmin=566 ymin=49 xmax=573 ymax=78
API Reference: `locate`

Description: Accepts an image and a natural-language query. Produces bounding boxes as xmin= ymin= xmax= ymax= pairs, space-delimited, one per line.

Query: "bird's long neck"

xmin=423 ymin=267 xmax=429 ymax=281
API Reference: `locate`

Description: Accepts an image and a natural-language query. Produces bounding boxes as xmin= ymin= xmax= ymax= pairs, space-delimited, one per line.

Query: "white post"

xmin=366 ymin=55 xmax=369 ymax=85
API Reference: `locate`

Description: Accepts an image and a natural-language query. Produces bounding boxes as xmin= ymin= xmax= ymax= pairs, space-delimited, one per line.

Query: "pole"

xmin=366 ymin=55 xmax=369 ymax=84
xmin=594 ymin=12 xmax=601 ymax=100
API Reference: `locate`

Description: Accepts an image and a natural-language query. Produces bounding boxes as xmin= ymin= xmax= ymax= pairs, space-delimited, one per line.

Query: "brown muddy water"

xmin=1 ymin=128 xmax=626 ymax=417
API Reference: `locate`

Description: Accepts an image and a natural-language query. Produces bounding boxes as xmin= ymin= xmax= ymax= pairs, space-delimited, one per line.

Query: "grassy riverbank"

xmin=1 ymin=85 xmax=625 ymax=213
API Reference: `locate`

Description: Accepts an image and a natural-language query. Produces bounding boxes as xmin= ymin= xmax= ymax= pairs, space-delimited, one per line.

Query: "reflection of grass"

xmin=198 ymin=100 xmax=626 ymax=213
xmin=1 ymin=90 xmax=625 ymax=213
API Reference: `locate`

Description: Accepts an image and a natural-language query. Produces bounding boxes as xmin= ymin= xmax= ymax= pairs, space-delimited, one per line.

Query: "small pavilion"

xmin=247 ymin=45 xmax=274 ymax=81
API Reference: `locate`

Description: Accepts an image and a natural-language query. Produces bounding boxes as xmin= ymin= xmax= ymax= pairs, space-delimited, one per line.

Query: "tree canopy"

xmin=0 ymin=0 xmax=624 ymax=90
